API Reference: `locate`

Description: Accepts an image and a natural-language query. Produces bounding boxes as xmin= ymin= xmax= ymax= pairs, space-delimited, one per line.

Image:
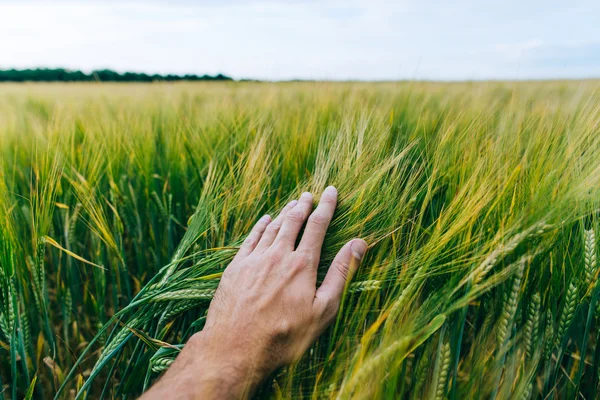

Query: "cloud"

xmin=496 ymin=39 xmax=544 ymax=59
xmin=0 ymin=0 xmax=599 ymax=80
xmin=527 ymin=42 xmax=600 ymax=68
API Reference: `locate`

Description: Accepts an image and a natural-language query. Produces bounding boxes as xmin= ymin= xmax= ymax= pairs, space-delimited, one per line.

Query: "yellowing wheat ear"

xmin=3 ymin=81 xmax=600 ymax=399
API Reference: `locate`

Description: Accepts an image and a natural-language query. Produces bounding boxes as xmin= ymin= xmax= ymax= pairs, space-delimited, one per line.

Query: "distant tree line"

xmin=0 ymin=68 xmax=233 ymax=82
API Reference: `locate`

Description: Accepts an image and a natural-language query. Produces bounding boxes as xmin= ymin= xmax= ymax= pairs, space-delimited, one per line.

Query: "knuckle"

xmin=308 ymin=213 xmax=328 ymax=226
xmin=267 ymin=249 xmax=284 ymax=263
xmin=293 ymin=251 xmax=312 ymax=267
xmin=333 ymin=260 xmax=350 ymax=280
xmin=266 ymin=221 xmax=281 ymax=233
xmin=287 ymin=210 xmax=307 ymax=223
xmin=244 ymin=232 xmax=259 ymax=246
xmin=274 ymin=318 xmax=293 ymax=339
xmin=321 ymin=195 xmax=336 ymax=206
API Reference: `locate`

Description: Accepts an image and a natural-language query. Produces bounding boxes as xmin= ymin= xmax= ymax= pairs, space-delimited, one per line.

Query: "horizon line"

xmin=1 ymin=66 xmax=599 ymax=84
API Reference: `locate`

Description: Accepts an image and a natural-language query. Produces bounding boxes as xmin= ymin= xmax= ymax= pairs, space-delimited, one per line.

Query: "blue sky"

xmin=0 ymin=0 xmax=598 ymax=80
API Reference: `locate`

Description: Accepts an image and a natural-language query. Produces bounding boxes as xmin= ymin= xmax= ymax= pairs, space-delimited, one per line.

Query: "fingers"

xmin=314 ymin=239 xmax=367 ymax=318
xmin=254 ymin=199 xmax=298 ymax=253
xmin=273 ymin=192 xmax=314 ymax=249
xmin=233 ymin=214 xmax=271 ymax=262
xmin=297 ymin=186 xmax=337 ymax=257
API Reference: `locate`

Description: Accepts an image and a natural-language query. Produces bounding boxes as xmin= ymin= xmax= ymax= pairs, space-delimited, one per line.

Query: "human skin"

xmin=141 ymin=187 xmax=367 ymax=399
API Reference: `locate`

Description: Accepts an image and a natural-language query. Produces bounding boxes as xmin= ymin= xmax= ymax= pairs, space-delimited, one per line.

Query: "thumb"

xmin=314 ymin=239 xmax=367 ymax=318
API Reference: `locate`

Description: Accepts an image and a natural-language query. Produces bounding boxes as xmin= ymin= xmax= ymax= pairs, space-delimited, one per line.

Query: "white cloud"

xmin=0 ymin=0 xmax=598 ymax=80
xmin=496 ymin=39 xmax=544 ymax=59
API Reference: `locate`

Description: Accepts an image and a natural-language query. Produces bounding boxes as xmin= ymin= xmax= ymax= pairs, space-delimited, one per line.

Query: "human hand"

xmin=143 ymin=187 xmax=367 ymax=399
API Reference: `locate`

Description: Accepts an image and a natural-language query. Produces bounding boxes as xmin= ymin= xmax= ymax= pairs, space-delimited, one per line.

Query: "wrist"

xmin=181 ymin=330 xmax=269 ymax=398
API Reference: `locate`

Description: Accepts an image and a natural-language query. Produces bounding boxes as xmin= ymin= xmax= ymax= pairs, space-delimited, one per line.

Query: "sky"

xmin=0 ymin=0 xmax=599 ymax=81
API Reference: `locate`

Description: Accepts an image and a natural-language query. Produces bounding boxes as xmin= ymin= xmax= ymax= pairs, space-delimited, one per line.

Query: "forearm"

xmin=141 ymin=332 xmax=265 ymax=400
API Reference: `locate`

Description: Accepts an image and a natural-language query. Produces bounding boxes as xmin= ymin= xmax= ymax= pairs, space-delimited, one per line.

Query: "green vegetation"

xmin=1 ymin=80 xmax=600 ymax=399
xmin=0 ymin=68 xmax=232 ymax=82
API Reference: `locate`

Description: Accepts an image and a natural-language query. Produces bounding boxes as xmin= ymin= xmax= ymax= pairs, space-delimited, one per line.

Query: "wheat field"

xmin=1 ymin=81 xmax=600 ymax=399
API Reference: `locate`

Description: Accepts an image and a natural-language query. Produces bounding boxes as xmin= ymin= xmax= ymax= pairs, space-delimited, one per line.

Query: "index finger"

xmin=297 ymin=186 xmax=338 ymax=256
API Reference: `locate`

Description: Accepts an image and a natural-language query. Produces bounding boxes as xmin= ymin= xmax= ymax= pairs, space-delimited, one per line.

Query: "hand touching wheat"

xmin=142 ymin=186 xmax=367 ymax=399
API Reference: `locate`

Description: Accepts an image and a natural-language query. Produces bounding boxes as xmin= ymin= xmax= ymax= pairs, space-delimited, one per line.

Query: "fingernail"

xmin=260 ymin=214 xmax=271 ymax=223
xmin=300 ymin=192 xmax=312 ymax=200
xmin=324 ymin=186 xmax=337 ymax=196
xmin=350 ymin=239 xmax=367 ymax=261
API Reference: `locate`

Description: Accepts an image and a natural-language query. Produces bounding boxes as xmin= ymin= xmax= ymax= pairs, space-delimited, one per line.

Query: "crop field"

xmin=1 ymin=81 xmax=600 ymax=399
